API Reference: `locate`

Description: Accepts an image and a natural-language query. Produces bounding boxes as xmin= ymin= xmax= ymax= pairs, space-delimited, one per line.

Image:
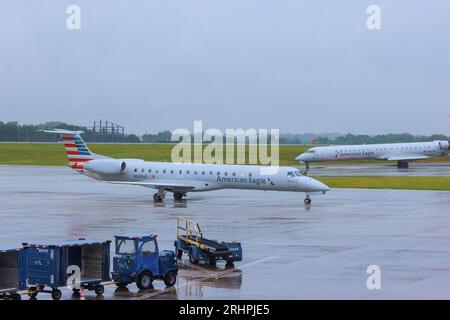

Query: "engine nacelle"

xmin=84 ymin=159 xmax=126 ymax=175
xmin=438 ymin=140 xmax=449 ymax=150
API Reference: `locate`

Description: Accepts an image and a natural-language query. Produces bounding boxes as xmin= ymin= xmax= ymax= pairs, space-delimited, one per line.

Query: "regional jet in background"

xmin=296 ymin=140 xmax=449 ymax=169
xmin=44 ymin=129 xmax=330 ymax=204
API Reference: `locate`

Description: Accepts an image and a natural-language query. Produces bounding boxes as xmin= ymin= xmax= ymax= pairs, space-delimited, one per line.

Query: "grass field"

xmin=1 ymin=143 xmax=449 ymax=166
xmin=0 ymin=143 xmax=449 ymax=191
xmin=316 ymin=176 xmax=450 ymax=191
xmin=0 ymin=143 xmax=310 ymax=166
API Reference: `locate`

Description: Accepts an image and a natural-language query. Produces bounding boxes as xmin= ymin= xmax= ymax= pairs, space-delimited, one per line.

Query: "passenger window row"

xmin=133 ymin=168 xmax=254 ymax=177
xmin=340 ymin=145 xmax=431 ymax=152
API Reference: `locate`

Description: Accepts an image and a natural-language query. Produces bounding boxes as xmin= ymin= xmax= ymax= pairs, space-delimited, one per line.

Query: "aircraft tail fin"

xmin=42 ymin=129 xmax=102 ymax=172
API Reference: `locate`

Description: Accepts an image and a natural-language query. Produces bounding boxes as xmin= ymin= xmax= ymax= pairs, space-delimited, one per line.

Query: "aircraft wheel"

xmin=304 ymin=198 xmax=311 ymax=205
xmin=153 ymin=193 xmax=163 ymax=201
xmin=173 ymin=192 xmax=183 ymax=200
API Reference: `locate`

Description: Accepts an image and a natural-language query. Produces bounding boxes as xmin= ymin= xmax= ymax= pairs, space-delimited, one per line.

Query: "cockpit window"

xmin=294 ymin=170 xmax=302 ymax=176
xmin=287 ymin=171 xmax=295 ymax=177
xmin=307 ymin=150 xmax=316 ymax=153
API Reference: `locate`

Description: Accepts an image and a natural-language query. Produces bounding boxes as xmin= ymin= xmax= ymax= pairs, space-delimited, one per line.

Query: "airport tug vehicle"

xmin=111 ymin=234 xmax=178 ymax=289
xmin=175 ymin=217 xmax=242 ymax=267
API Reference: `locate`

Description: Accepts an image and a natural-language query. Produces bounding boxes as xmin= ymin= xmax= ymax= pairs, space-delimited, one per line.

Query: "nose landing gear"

xmin=304 ymin=194 xmax=311 ymax=205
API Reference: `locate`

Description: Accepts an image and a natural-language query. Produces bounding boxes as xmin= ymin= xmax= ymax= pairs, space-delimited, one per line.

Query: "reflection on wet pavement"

xmin=0 ymin=165 xmax=449 ymax=299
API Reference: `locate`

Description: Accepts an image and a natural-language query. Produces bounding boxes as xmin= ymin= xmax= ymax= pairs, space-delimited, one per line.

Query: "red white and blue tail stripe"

xmin=43 ymin=129 xmax=95 ymax=172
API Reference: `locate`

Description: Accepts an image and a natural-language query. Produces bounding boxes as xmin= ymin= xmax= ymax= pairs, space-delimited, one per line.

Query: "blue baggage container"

xmin=23 ymin=239 xmax=111 ymax=300
xmin=0 ymin=247 xmax=26 ymax=300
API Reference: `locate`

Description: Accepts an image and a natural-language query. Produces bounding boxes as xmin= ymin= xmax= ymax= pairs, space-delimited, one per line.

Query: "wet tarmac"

xmin=303 ymin=162 xmax=450 ymax=177
xmin=0 ymin=165 xmax=450 ymax=299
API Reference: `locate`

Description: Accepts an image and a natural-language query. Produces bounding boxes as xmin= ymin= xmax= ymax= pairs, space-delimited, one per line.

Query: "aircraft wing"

xmin=384 ymin=155 xmax=429 ymax=161
xmin=105 ymin=180 xmax=196 ymax=191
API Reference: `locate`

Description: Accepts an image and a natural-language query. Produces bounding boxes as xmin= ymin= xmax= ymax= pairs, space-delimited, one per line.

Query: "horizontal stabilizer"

xmin=40 ymin=129 xmax=84 ymax=135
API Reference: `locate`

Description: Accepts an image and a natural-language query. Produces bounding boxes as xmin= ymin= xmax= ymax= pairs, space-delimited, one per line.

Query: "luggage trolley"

xmin=175 ymin=217 xmax=242 ymax=266
xmin=0 ymin=247 xmax=26 ymax=300
xmin=23 ymin=239 xmax=111 ymax=300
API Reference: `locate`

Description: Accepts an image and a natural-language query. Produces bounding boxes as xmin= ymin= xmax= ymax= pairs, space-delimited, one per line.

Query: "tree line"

xmin=0 ymin=121 xmax=446 ymax=145
xmin=0 ymin=121 xmax=140 ymax=143
xmin=315 ymin=133 xmax=448 ymax=145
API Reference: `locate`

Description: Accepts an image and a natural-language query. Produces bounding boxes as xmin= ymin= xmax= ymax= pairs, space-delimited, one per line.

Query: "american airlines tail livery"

xmin=297 ymin=140 xmax=449 ymax=168
xmin=45 ymin=129 xmax=330 ymax=204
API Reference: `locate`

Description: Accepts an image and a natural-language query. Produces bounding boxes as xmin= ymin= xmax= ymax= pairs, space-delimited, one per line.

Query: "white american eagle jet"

xmin=297 ymin=140 xmax=449 ymax=168
xmin=44 ymin=129 xmax=330 ymax=204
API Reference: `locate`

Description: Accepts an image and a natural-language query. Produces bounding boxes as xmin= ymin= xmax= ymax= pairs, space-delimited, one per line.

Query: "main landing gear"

xmin=304 ymin=194 xmax=311 ymax=205
xmin=153 ymin=190 xmax=166 ymax=202
xmin=397 ymin=161 xmax=409 ymax=169
xmin=153 ymin=190 xmax=186 ymax=201
xmin=173 ymin=192 xmax=186 ymax=200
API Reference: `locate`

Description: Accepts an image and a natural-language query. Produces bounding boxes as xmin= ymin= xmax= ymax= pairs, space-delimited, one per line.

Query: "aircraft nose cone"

xmin=304 ymin=177 xmax=330 ymax=192
xmin=298 ymin=176 xmax=331 ymax=192
xmin=296 ymin=154 xmax=305 ymax=162
xmin=314 ymin=180 xmax=331 ymax=192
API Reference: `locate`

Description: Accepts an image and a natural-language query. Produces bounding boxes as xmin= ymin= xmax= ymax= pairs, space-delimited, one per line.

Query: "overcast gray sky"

xmin=0 ymin=0 xmax=449 ymax=135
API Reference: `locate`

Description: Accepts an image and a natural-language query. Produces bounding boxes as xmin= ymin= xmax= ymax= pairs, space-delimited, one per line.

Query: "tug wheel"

xmin=164 ymin=272 xmax=177 ymax=287
xmin=137 ymin=271 xmax=154 ymax=290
